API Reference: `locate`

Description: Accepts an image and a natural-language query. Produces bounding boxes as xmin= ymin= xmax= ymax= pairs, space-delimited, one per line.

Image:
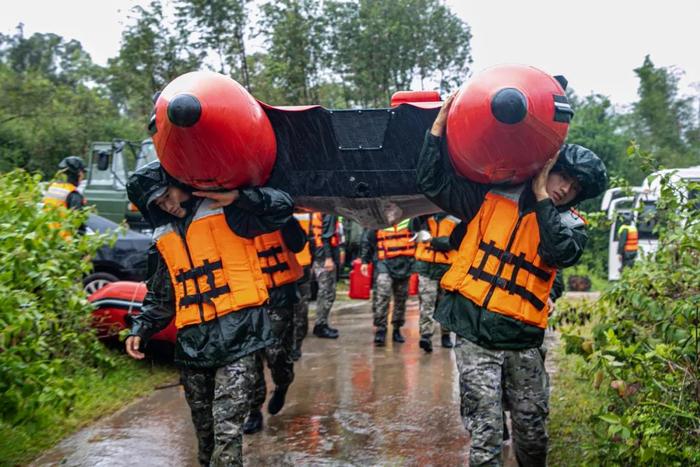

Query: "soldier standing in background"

xmin=291 ymin=211 xmax=313 ymax=360
xmin=360 ymin=220 xmax=416 ymax=346
xmin=243 ymin=217 xmax=307 ymax=434
xmin=617 ymin=221 xmax=638 ymax=272
xmin=43 ymin=156 xmax=87 ymax=210
xmin=411 ymin=213 xmax=460 ymax=352
xmin=310 ymin=213 xmax=343 ymax=338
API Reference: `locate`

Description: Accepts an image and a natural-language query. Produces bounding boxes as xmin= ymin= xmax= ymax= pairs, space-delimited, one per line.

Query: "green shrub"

xmin=560 ymin=174 xmax=700 ymax=465
xmin=0 ymin=170 xmax=115 ymax=424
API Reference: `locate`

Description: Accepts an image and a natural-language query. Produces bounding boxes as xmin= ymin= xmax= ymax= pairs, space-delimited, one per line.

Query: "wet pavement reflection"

xmin=34 ymin=299 xmax=520 ymax=466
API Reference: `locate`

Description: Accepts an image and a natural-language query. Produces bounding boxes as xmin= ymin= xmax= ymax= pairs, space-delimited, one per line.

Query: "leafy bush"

xmin=560 ymin=173 xmax=700 ymax=465
xmin=0 ymin=170 xmax=115 ymax=424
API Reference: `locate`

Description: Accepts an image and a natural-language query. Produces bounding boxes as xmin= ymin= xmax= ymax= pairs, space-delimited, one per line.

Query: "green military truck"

xmin=84 ymin=139 xmax=157 ymax=231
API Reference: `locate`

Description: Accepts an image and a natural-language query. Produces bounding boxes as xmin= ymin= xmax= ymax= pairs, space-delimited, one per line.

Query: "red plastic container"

xmin=349 ymin=259 xmax=373 ymax=300
xmin=409 ymin=273 xmax=419 ymax=296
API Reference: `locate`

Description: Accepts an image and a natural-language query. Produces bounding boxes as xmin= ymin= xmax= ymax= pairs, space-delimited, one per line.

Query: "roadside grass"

xmin=548 ymin=339 xmax=603 ymax=466
xmin=0 ymin=352 xmax=177 ymax=466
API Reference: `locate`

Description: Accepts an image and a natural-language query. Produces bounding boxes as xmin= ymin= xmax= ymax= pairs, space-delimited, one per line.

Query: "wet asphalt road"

xmin=34 ymin=298 xmax=522 ymax=466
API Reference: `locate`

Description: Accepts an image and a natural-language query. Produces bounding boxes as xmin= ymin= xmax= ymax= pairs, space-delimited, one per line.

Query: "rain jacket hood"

xmin=126 ymin=161 xmax=191 ymax=228
xmin=553 ymin=143 xmax=608 ymax=206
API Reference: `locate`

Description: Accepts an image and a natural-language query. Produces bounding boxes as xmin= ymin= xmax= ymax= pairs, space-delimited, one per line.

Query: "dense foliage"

xmin=560 ymin=174 xmax=700 ymax=465
xmin=0 ymin=170 xmax=115 ymax=423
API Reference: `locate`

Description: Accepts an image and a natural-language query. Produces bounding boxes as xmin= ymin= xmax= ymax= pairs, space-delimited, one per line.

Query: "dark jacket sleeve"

xmin=319 ymin=214 xmax=337 ymax=259
xmin=430 ymin=236 xmax=453 ymax=252
xmin=224 ymin=187 xmax=294 ymax=238
xmin=416 ymin=131 xmax=490 ymax=222
xmin=617 ymin=229 xmax=627 ymax=256
xmin=66 ymin=191 xmax=85 ymax=210
xmin=280 ymin=217 xmax=307 ymax=253
xmin=536 ymin=201 xmax=588 ymax=268
xmin=449 ymin=221 xmax=468 ymax=250
xmin=410 ymin=215 xmax=429 ymax=232
xmin=550 ymin=270 xmax=564 ymax=302
xmin=130 ymin=245 xmax=175 ymax=342
xmin=360 ymin=229 xmax=376 ymax=264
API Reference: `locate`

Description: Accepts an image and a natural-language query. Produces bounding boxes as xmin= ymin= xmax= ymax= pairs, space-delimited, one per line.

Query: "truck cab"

xmin=84 ymin=139 xmax=157 ymax=231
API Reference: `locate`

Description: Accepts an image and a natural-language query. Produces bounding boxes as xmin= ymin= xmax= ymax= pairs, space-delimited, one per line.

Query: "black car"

xmin=83 ymin=214 xmax=150 ymax=294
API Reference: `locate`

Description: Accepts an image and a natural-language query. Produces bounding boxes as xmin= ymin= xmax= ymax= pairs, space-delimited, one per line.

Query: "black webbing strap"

xmin=257 ymin=245 xmax=284 ymax=258
xmin=468 ymin=267 xmax=546 ymax=311
xmin=477 ymin=241 xmax=551 ymax=282
xmin=175 ymin=260 xmax=224 ymax=283
xmin=386 ymin=245 xmax=414 ymax=252
xmin=180 ymin=284 xmax=231 ymax=307
xmin=261 ymin=262 xmax=290 ymax=275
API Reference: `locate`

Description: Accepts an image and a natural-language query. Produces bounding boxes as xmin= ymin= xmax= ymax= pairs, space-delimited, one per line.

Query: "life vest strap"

xmin=261 ymin=262 xmax=290 ymax=275
xmin=468 ymin=267 xmax=546 ymax=311
xmin=477 ymin=241 xmax=552 ymax=282
xmin=175 ymin=259 xmax=224 ymax=283
xmin=180 ymin=284 xmax=232 ymax=307
xmin=257 ymin=245 xmax=284 ymax=258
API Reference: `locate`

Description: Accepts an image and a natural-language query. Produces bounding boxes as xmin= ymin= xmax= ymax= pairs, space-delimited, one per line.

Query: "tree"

xmin=106 ymin=0 xmax=202 ymax=121
xmin=175 ymin=0 xmax=252 ymax=88
xmin=325 ymin=0 xmax=472 ymax=107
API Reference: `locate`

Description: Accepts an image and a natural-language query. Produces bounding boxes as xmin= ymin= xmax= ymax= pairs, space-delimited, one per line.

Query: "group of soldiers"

xmin=45 ymin=91 xmax=608 ymax=466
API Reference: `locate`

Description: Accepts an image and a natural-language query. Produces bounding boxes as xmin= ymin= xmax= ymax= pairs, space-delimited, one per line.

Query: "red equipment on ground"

xmin=152 ymin=71 xmax=277 ymax=190
xmin=408 ymin=273 xmax=419 ymax=296
xmin=446 ymin=64 xmax=573 ymax=185
xmin=89 ymin=281 xmax=177 ymax=344
xmin=349 ymin=259 xmax=373 ymax=300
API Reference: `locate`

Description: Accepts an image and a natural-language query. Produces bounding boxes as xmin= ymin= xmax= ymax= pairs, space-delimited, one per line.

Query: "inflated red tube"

xmin=152 ymin=71 xmax=277 ymax=190
xmin=446 ymin=64 xmax=573 ymax=185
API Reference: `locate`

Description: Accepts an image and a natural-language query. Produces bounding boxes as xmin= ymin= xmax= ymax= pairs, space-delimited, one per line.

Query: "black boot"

xmin=268 ymin=385 xmax=289 ymax=415
xmin=419 ymin=335 xmax=433 ymax=353
xmin=374 ymin=329 xmax=386 ymax=346
xmin=313 ymin=324 xmax=339 ymax=339
xmin=392 ymin=327 xmax=405 ymax=343
xmin=243 ymin=410 xmax=263 ymax=434
xmin=441 ymin=334 xmax=454 ymax=348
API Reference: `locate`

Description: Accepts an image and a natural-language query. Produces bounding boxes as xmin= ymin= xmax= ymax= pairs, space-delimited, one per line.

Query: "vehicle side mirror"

xmin=96 ymin=151 xmax=111 ymax=171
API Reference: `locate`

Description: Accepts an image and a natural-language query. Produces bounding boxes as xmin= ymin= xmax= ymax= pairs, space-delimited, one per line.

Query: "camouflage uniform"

xmin=312 ymin=259 xmax=337 ymax=326
xmin=417 ymin=274 xmax=450 ymax=337
xmin=293 ymin=277 xmax=312 ymax=352
xmin=181 ymin=354 xmax=258 ymax=467
xmin=454 ymin=337 xmax=549 ymax=467
xmin=250 ymin=306 xmax=295 ymax=411
xmin=373 ymin=272 xmax=409 ymax=330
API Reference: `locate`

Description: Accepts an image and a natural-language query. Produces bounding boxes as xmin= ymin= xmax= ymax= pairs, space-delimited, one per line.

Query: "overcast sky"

xmin=2 ymin=0 xmax=698 ymax=107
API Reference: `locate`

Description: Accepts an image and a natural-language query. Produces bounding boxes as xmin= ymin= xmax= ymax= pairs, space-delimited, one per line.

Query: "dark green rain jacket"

xmin=417 ymin=132 xmax=607 ymax=350
xmin=127 ymin=162 xmax=295 ymax=368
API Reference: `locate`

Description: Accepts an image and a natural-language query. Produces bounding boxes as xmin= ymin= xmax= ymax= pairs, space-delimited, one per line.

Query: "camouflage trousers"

xmin=417 ymin=274 xmax=449 ymax=337
xmin=312 ymin=259 xmax=337 ymax=326
xmin=293 ymin=278 xmax=312 ymax=352
xmin=373 ymin=272 xmax=409 ymax=330
xmin=454 ymin=337 xmax=549 ymax=467
xmin=250 ymin=306 xmax=295 ymax=411
xmin=180 ymin=354 xmax=257 ymax=467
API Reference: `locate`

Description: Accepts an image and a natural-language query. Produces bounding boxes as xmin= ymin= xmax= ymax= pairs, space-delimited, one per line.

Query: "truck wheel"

xmin=83 ymin=272 xmax=119 ymax=295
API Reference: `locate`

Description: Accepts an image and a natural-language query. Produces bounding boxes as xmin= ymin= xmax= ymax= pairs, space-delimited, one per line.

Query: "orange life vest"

xmin=254 ymin=230 xmax=303 ymax=289
xmin=43 ymin=182 xmax=80 ymax=208
xmin=293 ymin=212 xmax=312 ymax=267
xmin=377 ymin=219 xmax=416 ymax=260
xmin=441 ymin=189 xmax=557 ymax=329
xmin=311 ymin=213 xmax=340 ymax=248
xmin=618 ymin=225 xmax=639 ymax=252
xmin=414 ymin=214 xmax=460 ymax=264
xmin=154 ymin=199 xmax=269 ymax=329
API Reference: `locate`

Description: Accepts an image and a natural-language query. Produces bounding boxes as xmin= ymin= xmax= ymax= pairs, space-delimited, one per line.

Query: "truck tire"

xmin=83 ymin=272 xmax=119 ymax=295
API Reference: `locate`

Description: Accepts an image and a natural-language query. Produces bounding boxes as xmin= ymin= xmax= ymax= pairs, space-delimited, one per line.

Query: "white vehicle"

xmin=602 ymin=165 xmax=700 ymax=280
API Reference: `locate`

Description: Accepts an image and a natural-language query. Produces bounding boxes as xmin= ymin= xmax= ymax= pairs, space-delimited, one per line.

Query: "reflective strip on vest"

xmin=254 ymin=230 xmax=303 ymax=289
xmin=377 ymin=219 xmax=415 ymax=260
xmin=154 ymin=199 xmax=269 ymax=329
xmin=293 ymin=212 xmax=312 ymax=267
xmin=43 ymin=182 xmax=77 ymax=208
xmin=618 ymin=225 xmax=639 ymax=252
xmin=414 ymin=214 xmax=459 ymax=264
xmin=440 ymin=191 xmax=556 ymax=329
